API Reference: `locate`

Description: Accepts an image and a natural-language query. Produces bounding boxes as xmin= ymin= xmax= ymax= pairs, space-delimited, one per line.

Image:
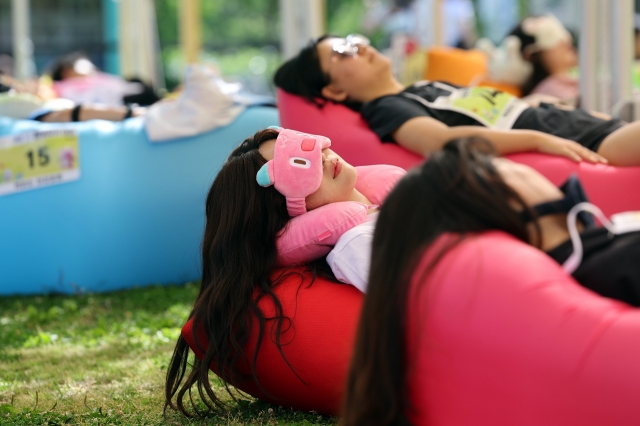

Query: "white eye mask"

xmin=521 ymin=14 xmax=571 ymax=53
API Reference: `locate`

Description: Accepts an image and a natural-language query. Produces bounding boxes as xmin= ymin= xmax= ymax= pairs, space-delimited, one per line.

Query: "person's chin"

xmin=343 ymin=168 xmax=358 ymax=188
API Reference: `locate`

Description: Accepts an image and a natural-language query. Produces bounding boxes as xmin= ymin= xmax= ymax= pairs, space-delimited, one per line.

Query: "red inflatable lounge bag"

xmin=181 ymin=268 xmax=363 ymax=415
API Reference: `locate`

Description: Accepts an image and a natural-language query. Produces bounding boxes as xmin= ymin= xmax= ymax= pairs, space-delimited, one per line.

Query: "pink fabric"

xmin=53 ymin=72 xmax=133 ymax=107
xmin=407 ymin=231 xmax=640 ymax=425
xmin=531 ymin=73 xmax=579 ymax=102
xmin=278 ymin=89 xmax=640 ymax=216
xmin=183 ymin=231 xmax=640 ymax=419
xmin=183 ymin=267 xmax=364 ymax=415
xmin=278 ymin=89 xmax=421 ymax=170
xmin=259 ymin=128 xmax=331 ymax=217
xmin=276 ymin=164 xmax=405 ymax=266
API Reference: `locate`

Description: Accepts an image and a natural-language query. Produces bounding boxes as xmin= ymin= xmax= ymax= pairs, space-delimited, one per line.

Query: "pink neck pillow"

xmin=275 ymin=164 xmax=406 ymax=266
xmin=256 ymin=126 xmax=406 ymax=266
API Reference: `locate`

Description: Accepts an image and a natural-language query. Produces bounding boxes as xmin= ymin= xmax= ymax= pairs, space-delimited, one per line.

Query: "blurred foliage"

xmin=156 ymin=0 xmax=280 ymax=91
xmin=155 ymin=0 xmax=366 ymax=92
xmin=471 ymin=0 xmax=530 ymax=40
xmin=326 ymin=0 xmax=366 ymax=36
xmin=156 ymin=0 xmax=280 ymax=49
xmin=517 ymin=0 xmax=530 ymax=19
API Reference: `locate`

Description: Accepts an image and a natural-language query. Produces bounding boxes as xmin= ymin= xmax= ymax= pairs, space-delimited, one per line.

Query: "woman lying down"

xmin=260 ymin=127 xmax=640 ymax=306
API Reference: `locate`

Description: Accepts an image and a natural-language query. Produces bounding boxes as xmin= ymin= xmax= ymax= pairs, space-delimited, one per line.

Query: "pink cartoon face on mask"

xmin=256 ymin=127 xmax=331 ymax=217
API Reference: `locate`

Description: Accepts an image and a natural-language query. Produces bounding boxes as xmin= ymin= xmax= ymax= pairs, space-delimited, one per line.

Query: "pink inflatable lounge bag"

xmin=406 ymin=231 xmax=640 ymax=425
xmin=182 ymin=229 xmax=640 ymax=422
xmin=277 ymin=88 xmax=640 ymax=216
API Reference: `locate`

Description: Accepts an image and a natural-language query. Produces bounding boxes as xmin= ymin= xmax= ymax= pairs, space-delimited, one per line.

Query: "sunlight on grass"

xmin=0 ymin=284 xmax=336 ymax=425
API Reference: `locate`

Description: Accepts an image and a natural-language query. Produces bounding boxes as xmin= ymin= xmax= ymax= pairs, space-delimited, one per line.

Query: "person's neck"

xmin=349 ymin=188 xmax=374 ymax=206
xmin=547 ymin=65 xmax=574 ymax=78
xmin=530 ymin=213 xmax=574 ymax=252
xmin=358 ymin=77 xmax=405 ymax=103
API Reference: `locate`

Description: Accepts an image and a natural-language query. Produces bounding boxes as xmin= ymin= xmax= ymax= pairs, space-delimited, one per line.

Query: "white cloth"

xmin=0 ymin=92 xmax=42 ymax=119
xmin=144 ymin=65 xmax=245 ymax=142
xmin=0 ymin=92 xmax=74 ymax=120
xmin=326 ymin=212 xmax=378 ymax=293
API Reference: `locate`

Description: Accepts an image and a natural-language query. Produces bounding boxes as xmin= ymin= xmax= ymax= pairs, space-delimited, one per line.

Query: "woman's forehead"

xmin=316 ymin=38 xmax=343 ymax=71
xmin=258 ymin=139 xmax=276 ymax=161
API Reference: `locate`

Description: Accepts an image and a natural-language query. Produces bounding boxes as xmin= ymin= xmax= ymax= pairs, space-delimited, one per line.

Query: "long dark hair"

xmin=508 ymin=24 xmax=549 ymax=96
xmin=274 ymin=35 xmax=363 ymax=111
xmin=49 ymin=51 xmax=91 ymax=81
xmin=164 ymin=129 xmax=330 ymax=416
xmin=341 ymin=137 xmax=541 ymax=426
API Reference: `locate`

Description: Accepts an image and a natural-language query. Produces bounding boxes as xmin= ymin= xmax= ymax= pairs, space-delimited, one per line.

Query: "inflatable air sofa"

xmin=277 ymin=89 xmax=640 ymax=216
xmin=0 ymin=107 xmax=278 ymax=295
xmin=178 ymin=91 xmax=640 ymax=420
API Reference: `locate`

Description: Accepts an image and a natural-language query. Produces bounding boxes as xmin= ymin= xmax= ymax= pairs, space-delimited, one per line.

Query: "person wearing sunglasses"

xmin=274 ymin=34 xmax=640 ymax=166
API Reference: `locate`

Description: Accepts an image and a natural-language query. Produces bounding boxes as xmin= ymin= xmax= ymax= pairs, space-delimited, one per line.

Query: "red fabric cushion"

xmin=277 ymin=89 xmax=640 ymax=216
xmin=182 ymin=232 xmax=640 ymax=421
xmin=407 ymin=231 xmax=640 ymax=425
xmin=182 ymin=268 xmax=363 ymax=415
xmin=277 ymin=89 xmax=421 ymax=170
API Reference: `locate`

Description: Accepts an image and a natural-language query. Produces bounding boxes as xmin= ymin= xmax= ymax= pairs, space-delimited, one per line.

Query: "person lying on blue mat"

xmin=275 ymin=34 xmax=640 ymax=166
xmin=0 ymin=68 xmax=145 ymax=122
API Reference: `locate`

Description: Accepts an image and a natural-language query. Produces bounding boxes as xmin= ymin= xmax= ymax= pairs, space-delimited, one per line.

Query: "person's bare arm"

xmin=392 ymin=116 xmax=607 ymax=163
xmin=39 ymin=104 xmax=145 ymax=122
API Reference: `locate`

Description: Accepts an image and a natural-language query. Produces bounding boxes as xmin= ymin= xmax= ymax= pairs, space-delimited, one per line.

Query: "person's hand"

xmin=131 ymin=106 xmax=147 ymax=117
xmin=535 ymin=133 xmax=608 ymax=164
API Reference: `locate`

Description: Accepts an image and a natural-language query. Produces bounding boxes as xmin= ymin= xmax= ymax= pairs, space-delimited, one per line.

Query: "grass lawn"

xmin=0 ymin=283 xmax=337 ymax=425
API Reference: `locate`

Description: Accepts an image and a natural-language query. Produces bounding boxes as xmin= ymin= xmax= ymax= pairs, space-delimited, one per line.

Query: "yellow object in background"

xmin=400 ymin=48 xmax=427 ymax=87
xmin=424 ymin=47 xmax=521 ymax=97
xmin=0 ymin=129 xmax=80 ymax=196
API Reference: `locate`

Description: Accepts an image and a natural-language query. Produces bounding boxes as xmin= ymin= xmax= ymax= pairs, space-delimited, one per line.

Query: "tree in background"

xmin=155 ymin=0 xmax=365 ymax=93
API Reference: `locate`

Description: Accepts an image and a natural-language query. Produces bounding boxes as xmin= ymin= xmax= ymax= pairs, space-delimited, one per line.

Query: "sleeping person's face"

xmin=492 ymin=157 xmax=563 ymax=207
xmin=315 ymin=37 xmax=392 ymax=103
xmin=539 ymin=39 xmax=578 ymax=74
xmin=258 ymin=139 xmax=359 ymax=211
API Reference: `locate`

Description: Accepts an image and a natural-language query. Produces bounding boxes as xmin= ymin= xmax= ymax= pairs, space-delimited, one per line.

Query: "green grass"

xmin=0 ymin=284 xmax=337 ymax=425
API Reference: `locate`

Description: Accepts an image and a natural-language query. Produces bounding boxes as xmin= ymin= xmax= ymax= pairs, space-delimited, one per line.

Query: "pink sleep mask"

xmin=256 ymin=127 xmax=331 ymax=217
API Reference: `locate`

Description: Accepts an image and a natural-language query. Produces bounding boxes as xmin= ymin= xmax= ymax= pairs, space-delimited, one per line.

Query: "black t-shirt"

xmin=546 ymin=228 xmax=640 ymax=306
xmin=361 ymin=81 xmax=623 ymax=151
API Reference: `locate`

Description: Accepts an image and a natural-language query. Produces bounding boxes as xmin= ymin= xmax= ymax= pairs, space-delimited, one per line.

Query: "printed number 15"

xmin=26 ymin=146 xmax=50 ymax=168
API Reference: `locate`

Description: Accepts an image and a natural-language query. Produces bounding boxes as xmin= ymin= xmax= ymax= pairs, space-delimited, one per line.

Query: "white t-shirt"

xmin=326 ymin=212 xmax=378 ymax=293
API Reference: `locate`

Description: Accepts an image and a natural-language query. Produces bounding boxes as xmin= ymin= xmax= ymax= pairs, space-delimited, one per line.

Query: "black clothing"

xmin=546 ymin=228 xmax=640 ymax=306
xmin=361 ymin=82 xmax=484 ymax=141
xmin=530 ymin=175 xmax=640 ymax=307
xmin=513 ymin=103 xmax=624 ymax=152
xmin=360 ymin=81 xmax=623 ymax=152
xmin=529 ymin=174 xmax=595 ymax=228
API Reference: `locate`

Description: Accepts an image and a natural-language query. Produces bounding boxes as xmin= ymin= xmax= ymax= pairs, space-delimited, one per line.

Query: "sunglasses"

xmin=332 ymin=34 xmax=370 ymax=56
